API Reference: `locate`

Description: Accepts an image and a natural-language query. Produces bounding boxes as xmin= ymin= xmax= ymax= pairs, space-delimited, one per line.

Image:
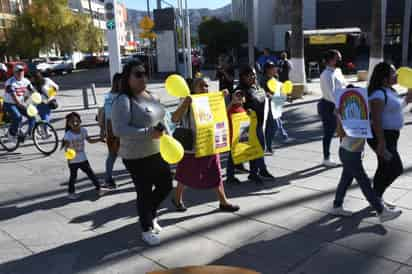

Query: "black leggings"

xmin=367 ymin=130 xmax=403 ymax=197
xmin=68 ymin=161 xmax=100 ymax=194
xmin=123 ymin=153 xmax=173 ymax=232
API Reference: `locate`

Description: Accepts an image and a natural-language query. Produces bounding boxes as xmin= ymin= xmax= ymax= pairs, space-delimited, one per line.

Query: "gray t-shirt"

xmin=111 ymin=93 xmax=166 ymax=160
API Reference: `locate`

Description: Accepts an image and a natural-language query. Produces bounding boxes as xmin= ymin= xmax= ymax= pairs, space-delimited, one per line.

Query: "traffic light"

xmin=104 ymin=1 xmax=115 ymax=30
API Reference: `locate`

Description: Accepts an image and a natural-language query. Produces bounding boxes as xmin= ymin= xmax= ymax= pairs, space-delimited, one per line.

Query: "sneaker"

xmin=98 ymin=187 xmax=110 ymax=197
xmin=152 ymin=218 xmax=163 ymax=234
xmin=331 ymin=206 xmax=353 ymax=217
xmin=282 ymin=137 xmax=293 ymax=144
xmin=235 ymin=164 xmax=249 ymax=174
xmin=264 ymin=150 xmax=274 ymax=156
xmin=171 ymin=198 xmax=187 ymax=212
xmin=381 ymin=199 xmax=396 ymax=209
xmin=248 ymin=173 xmax=263 ymax=184
xmin=322 ymin=159 xmax=339 ymax=167
xmin=226 ymin=177 xmax=242 ymax=184
xmin=379 ymin=206 xmax=402 ymax=223
xmin=142 ymin=230 xmax=161 ymax=246
xmin=219 ymin=203 xmax=240 ymax=212
xmin=104 ymin=179 xmax=117 ymax=190
xmin=259 ymin=169 xmax=275 ymax=180
xmin=68 ymin=193 xmax=80 ymax=200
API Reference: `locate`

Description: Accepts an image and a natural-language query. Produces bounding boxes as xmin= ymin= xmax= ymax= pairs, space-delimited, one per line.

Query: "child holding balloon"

xmin=62 ymin=112 xmax=104 ymax=199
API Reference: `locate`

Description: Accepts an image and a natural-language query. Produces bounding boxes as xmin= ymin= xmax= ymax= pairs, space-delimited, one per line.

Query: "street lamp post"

xmin=184 ymin=0 xmax=192 ymax=78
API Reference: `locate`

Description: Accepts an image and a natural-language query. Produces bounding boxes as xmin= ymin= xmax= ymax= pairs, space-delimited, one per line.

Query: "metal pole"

xmin=185 ymin=0 xmax=192 ymax=78
xmin=157 ymin=0 xmax=162 ymax=9
xmin=105 ymin=0 xmax=122 ymax=83
xmin=146 ymin=0 xmax=151 ymax=17
xmin=82 ymin=88 xmax=89 ymax=109
xmin=88 ymin=0 xmax=93 ymax=19
xmin=247 ymin=0 xmax=255 ymax=66
xmin=402 ymin=0 xmax=412 ymax=65
xmin=178 ymin=0 xmax=187 ymax=77
xmin=90 ymin=83 xmax=97 ymax=105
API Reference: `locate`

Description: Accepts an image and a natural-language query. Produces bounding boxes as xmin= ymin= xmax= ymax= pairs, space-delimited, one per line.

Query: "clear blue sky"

xmin=123 ymin=0 xmax=231 ymax=11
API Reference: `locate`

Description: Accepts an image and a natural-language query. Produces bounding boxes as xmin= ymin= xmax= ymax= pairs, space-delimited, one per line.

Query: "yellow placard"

xmin=309 ymin=34 xmax=347 ymax=45
xmin=231 ymin=111 xmax=264 ymax=165
xmin=191 ymin=92 xmax=230 ymax=157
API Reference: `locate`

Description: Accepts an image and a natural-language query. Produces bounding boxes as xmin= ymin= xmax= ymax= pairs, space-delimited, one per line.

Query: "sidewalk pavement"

xmin=1 ymin=76 xmax=412 ymax=274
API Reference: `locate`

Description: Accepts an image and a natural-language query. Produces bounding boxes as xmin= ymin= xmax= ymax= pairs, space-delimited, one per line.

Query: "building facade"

xmin=0 ymin=0 xmax=31 ymax=42
xmin=232 ymin=0 xmax=411 ymax=55
xmin=68 ymin=0 xmax=128 ymax=48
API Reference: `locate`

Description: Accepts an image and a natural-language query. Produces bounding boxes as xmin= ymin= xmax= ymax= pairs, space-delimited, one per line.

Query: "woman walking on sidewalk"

xmin=111 ymin=61 xmax=173 ymax=246
xmin=332 ymin=110 xmax=402 ymax=223
xmin=171 ymin=77 xmax=239 ymax=213
xmin=367 ymin=62 xmax=412 ymax=208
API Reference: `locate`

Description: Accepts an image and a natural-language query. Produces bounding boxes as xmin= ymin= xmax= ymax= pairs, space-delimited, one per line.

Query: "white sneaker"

xmin=68 ymin=193 xmax=80 ymax=200
xmin=153 ymin=218 xmax=163 ymax=234
xmin=379 ymin=206 xmax=402 ymax=223
xmin=331 ymin=206 xmax=353 ymax=217
xmin=322 ymin=159 xmax=339 ymax=167
xmin=382 ymin=199 xmax=396 ymax=209
xmin=142 ymin=230 xmax=161 ymax=246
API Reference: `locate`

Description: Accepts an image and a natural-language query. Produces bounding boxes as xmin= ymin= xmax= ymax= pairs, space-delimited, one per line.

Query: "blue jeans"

xmin=37 ymin=103 xmax=51 ymax=122
xmin=265 ymin=110 xmax=275 ymax=151
xmin=250 ymin=125 xmax=267 ymax=175
xmin=334 ymin=147 xmax=383 ymax=214
xmin=3 ymin=103 xmax=36 ymax=136
xmin=105 ymin=152 xmax=118 ymax=182
xmin=274 ymin=118 xmax=288 ymax=140
xmin=318 ymin=99 xmax=337 ymax=160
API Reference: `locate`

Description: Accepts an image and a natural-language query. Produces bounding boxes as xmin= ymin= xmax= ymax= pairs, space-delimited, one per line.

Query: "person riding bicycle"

xmin=3 ymin=64 xmax=36 ymax=139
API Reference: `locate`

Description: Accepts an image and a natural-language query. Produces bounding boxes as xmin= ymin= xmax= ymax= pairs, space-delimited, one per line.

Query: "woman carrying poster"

xmin=171 ymin=77 xmax=239 ymax=213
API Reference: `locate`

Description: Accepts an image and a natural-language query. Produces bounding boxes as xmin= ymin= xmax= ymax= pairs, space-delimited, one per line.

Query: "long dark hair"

xmin=238 ymin=65 xmax=255 ymax=87
xmin=119 ymin=60 xmax=146 ymax=97
xmin=64 ymin=112 xmax=81 ymax=133
xmin=32 ymin=71 xmax=46 ymax=94
xmin=61 ymin=112 xmax=81 ymax=149
xmin=111 ymin=72 xmax=122 ymax=94
xmin=368 ymin=62 xmax=394 ymax=96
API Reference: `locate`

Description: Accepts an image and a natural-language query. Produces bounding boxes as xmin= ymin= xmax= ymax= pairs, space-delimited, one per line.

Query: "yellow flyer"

xmin=231 ymin=111 xmax=264 ymax=165
xmin=191 ymin=92 xmax=230 ymax=157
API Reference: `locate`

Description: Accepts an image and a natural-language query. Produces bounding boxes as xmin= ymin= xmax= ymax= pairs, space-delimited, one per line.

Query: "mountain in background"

xmin=127 ymin=4 xmax=232 ymax=39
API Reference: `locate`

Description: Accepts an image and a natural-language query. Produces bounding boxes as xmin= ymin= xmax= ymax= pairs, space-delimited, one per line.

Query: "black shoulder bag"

xmin=172 ymin=109 xmax=194 ymax=151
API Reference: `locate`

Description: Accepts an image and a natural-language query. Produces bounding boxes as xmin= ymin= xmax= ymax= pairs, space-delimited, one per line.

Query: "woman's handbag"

xmin=172 ymin=110 xmax=194 ymax=151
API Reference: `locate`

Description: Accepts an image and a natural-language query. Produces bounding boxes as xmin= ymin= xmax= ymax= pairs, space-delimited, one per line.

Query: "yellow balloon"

xmin=27 ymin=104 xmax=38 ymax=117
xmin=267 ymin=78 xmax=278 ymax=93
xmin=48 ymin=87 xmax=57 ymax=98
xmin=65 ymin=148 xmax=76 ymax=160
xmin=165 ymin=74 xmax=191 ymax=98
xmin=159 ymin=134 xmax=184 ymax=164
xmin=397 ymin=67 xmax=412 ymax=88
xmin=31 ymin=92 xmax=42 ymax=104
xmin=282 ymin=80 xmax=294 ymax=95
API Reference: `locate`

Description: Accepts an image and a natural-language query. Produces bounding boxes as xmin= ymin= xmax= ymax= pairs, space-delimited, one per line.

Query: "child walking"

xmin=62 ymin=112 xmax=105 ymax=199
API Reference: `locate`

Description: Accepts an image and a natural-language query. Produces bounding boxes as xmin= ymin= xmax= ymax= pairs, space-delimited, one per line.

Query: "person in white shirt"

xmin=3 ymin=64 xmax=36 ymax=137
xmin=30 ymin=70 xmax=59 ymax=123
xmin=318 ymin=49 xmax=347 ymax=167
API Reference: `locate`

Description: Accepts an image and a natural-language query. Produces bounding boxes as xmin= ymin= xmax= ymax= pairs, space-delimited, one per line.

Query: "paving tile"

xmin=288 ymin=244 xmax=401 ymax=274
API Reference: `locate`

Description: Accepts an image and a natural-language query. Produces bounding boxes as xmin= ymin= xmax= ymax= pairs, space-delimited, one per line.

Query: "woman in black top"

xmin=233 ymin=65 xmax=275 ymax=184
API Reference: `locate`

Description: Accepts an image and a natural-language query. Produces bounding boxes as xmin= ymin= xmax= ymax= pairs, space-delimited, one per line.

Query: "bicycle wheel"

xmin=32 ymin=121 xmax=58 ymax=155
xmin=0 ymin=122 xmax=20 ymax=152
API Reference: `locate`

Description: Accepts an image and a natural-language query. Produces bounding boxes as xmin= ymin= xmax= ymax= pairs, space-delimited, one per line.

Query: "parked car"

xmin=0 ymin=61 xmax=29 ymax=81
xmin=34 ymin=58 xmax=53 ymax=76
xmin=76 ymin=56 xmax=107 ymax=69
xmin=51 ymin=57 xmax=73 ymax=75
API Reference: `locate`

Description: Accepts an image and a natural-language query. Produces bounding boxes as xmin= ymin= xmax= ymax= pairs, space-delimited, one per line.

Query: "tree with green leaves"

xmin=6 ymin=0 xmax=103 ymax=59
xmin=198 ymin=17 xmax=247 ymax=64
